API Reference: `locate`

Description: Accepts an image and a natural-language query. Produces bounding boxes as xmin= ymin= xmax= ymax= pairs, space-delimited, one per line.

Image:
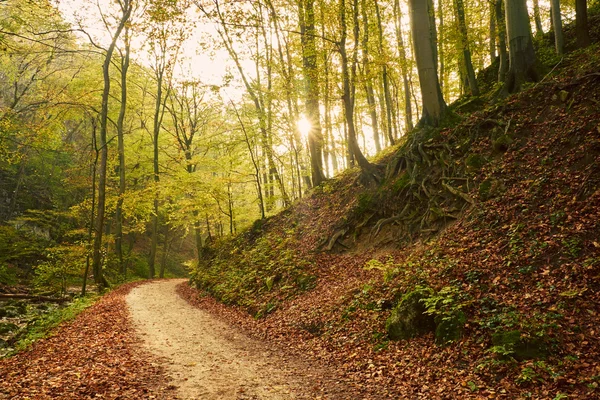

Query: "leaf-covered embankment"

xmin=187 ymin=20 xmax=600 ymax=399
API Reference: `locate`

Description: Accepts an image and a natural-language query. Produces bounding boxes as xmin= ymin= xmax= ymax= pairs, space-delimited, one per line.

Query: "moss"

xmin=493 ymin=135 xmax=513 ymax=153
xmin=465 ymin=154 xmax=487 ymax=171
xmin=435 ymin=311 xmax=467 ymax=345
xmin=386 ymin=287 xmax=436 ymax=340
xmin=491 ymin=330 xmax=547 ymax=360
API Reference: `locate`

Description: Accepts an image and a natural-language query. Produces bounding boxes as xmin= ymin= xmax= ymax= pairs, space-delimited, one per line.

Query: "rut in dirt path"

xmin=126 ymin=279 xmax=328 ymax=400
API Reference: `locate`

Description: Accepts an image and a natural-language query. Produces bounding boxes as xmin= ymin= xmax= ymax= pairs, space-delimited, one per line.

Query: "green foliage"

xmin=0 ymin=263 xmax=17 ymax=285
xmin=9 ymin=295 xmax=97 ymax=355
xmin=33 ymin=245 xmax=86 ymax=295
xmin=191 ymin=228 xmax=314 ymax=316
xmin=386 ymin=286 xmax=436 ymax=341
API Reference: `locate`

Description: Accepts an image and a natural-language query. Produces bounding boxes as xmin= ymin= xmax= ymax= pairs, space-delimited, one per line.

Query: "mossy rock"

xmin=386 ymin=288 xmax=435 ymax=340
xmin=435 ymin=311 xmax=467 ymax=345
xmin=493 ymin=135 xmax=513 ymax=153
xmin=491 ymin=330 xmax=547 ymax=360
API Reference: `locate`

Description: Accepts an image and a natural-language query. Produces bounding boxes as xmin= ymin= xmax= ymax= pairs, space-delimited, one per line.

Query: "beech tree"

xmin=503 ymin=0 xmax=538 ymax=94
xmin=408 ymin=0 xmax=447 ymax=126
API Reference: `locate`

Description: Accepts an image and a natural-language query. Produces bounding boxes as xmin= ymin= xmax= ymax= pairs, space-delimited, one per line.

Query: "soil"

xmin=127 ymin=279 xmax=339 ymax=400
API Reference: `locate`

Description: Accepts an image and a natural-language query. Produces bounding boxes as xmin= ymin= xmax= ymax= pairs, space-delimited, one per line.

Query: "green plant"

xmin=33 ymin=245 xmax=86 ymax=295
xmin=9 ymin=294 xmax=97 ymax=355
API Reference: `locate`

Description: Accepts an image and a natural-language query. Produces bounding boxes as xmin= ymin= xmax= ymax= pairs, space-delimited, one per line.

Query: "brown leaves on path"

xmin=0 ymin=281 xmax=176 ymax=400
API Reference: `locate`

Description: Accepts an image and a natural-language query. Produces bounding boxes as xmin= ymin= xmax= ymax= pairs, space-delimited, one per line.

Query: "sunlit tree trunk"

xmin=532 ymin=0 xmax=544 ymax=36
xmin=496 ymin=0 xmax=509 ymax=82
xmin=408 ymin=0 xmax=447 ymax=126
xmin=92 ymin=1 xmax=131 ymax=289
xmin=360 ymin=0 xmax=381 ymax=153
xmin=393 ymin=0 xmax=413 ymax=133
xmin=373 ymin=0 xmax=394 ymax=146
xmin=299 ymin=0 xmax=326 ymax=186
xmin=550 ymin=0 xmax=564 ymax=55
xmin=453 ymin=0 xmax=479 ymax=95
xmin=339 ymin=0 xmax=375 ymax=176
xmin=503 ymin=0 xmax=538 ymax=93
xmin=489 ymin=0 xmax=497 ymax=64
xmin=115 ymin=26 xmax=130 ymax=277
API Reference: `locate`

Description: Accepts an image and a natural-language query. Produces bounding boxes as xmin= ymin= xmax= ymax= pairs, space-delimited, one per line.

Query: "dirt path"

xmin=126 ymin=279 xmax=324 ymax=400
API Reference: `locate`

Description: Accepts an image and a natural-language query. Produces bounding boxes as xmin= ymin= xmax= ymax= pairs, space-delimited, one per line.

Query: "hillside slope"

xmin=187 ymin=19 xmax=600 ymax=399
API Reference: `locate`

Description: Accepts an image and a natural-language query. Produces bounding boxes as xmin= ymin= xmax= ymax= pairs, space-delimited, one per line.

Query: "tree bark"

xmin=360 ymin=0 xmax=381 ymax=153
xmin=339 ymin=0 xmax=375 ymax=177
xmin=532 ymin=0 xmax=544 ymax=36
xmin=575 ymin=0 xmax=590 ymax=48
xmin=496 ymin=0 xmax=509 ymax=83
xmin=489 ymin=0 xmax=497 ymax=64
xmin=408 ymin=0 xmax=447 ymax=126
xmin=503 ymin=0 xmax=539 ymax=93
xmin=394 ymin=0 xmax=413 ymax=133
xmin=299 ymin=0 xmax=326 ymax=186
xmin=550 ymin=0 xmax=564 ymax=55
xmin=453 ymin=0 xmax=479 ymax=96
xmin=92 ymin=2 xmax=131 ymax=289
xmin=374 ymin=0 xmax=394 ymax=146
xmin=115 ymin=27 xmax=130 ymax=277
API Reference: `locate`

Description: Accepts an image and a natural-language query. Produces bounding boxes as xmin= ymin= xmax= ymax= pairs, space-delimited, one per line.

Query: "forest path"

xmin=126 ymin=279 xmax=321 ymax=400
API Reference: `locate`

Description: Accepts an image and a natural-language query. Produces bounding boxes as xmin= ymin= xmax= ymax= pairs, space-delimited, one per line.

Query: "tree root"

xmin=324 ymin=228 xmax=348 ymax=251
xmin=442 ymin=182 xmax=475 ymax=205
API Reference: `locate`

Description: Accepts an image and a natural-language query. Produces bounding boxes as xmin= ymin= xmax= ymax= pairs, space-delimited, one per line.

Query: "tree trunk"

xmin=408 ymin=0 xmax=447 ymax=126
xmin=489 ymin=0 xmax=497 ymax=64
xmin=92 ymin=3 xmax=131 ymax=289
xmin=575 ymin=0 xmax=590 ymax=48
xmin=454 ymin=0 xmax=480 ymax=96
xmin=374 ymin=0 xmax=394 ymax=146
xmin=299 ymin=0 xmax=326 ymax=186
xmin=550 ymin=0 xmax=564 ymax=56
xmin=115 ymin=27 xmax=130 ymax=277
xmin=532 ymin=0 xmax=544 ymax=36
xmin=496 ymin=0 xmax=509 ymax=83
xmin=360 ymin=0 xmax=381 ymax=153
xmin=394 ymin=0 xmax=413 ymax=133
xmin=503 ymin=0 xmax=539 ymax=93
xmin=339 ymin=0 xmax=375 ymax=177
xmin=159 ymin=224 xmax=169 ymax=279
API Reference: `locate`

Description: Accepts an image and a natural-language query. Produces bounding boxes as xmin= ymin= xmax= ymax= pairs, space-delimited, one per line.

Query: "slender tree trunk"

xmin=339 ymin=0 xmax=374 ymax=176
xmin=408 ymin=0 xmax=447 ymax=126
xmin=299 ymin=0 xmax=326 ymax=186
xmin=438 ymin=0 xmax=446 ymax=97
xmin=360 ymin=0 xmax=381 ymax=153
xmin=550 ymin=0 xmax=564 ymax=55
xmin=374 ymin=0 xmax=394 ymax=146
xmin=575 ymin=0 xmax=590 ymax=48
xmin=503 ymin=0 xmax=539 ymax=94
xmin=159 ymin=224 xmax=169 ymax=278
xmin=489 ymin=0 xmax=497 ymax=64
xmin=148 ymin=69 xmax=163 ymax=279
xmin=454 ymin=0 xmax=480 ymax=95
xmin=394 ymin=0 xmax=413 ymax=133
xmin=82 ymin=118 xmax=99 ymax=296
xmin=115 ymin=27 xmax=130 ymax=277
xmin=496 ymin=0 xmax=509 ymax=83
xmin=532 ymin=0 xmax=544 ymax=36
xmin=92 ymin=3 xmax=130 ymax=289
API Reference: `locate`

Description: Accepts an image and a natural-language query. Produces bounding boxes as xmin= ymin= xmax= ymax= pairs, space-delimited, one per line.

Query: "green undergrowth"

xmin=4 ymin=294 xmax=98 ymax=357
xmin=191 ymin=226 xmax=315 ymax=318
